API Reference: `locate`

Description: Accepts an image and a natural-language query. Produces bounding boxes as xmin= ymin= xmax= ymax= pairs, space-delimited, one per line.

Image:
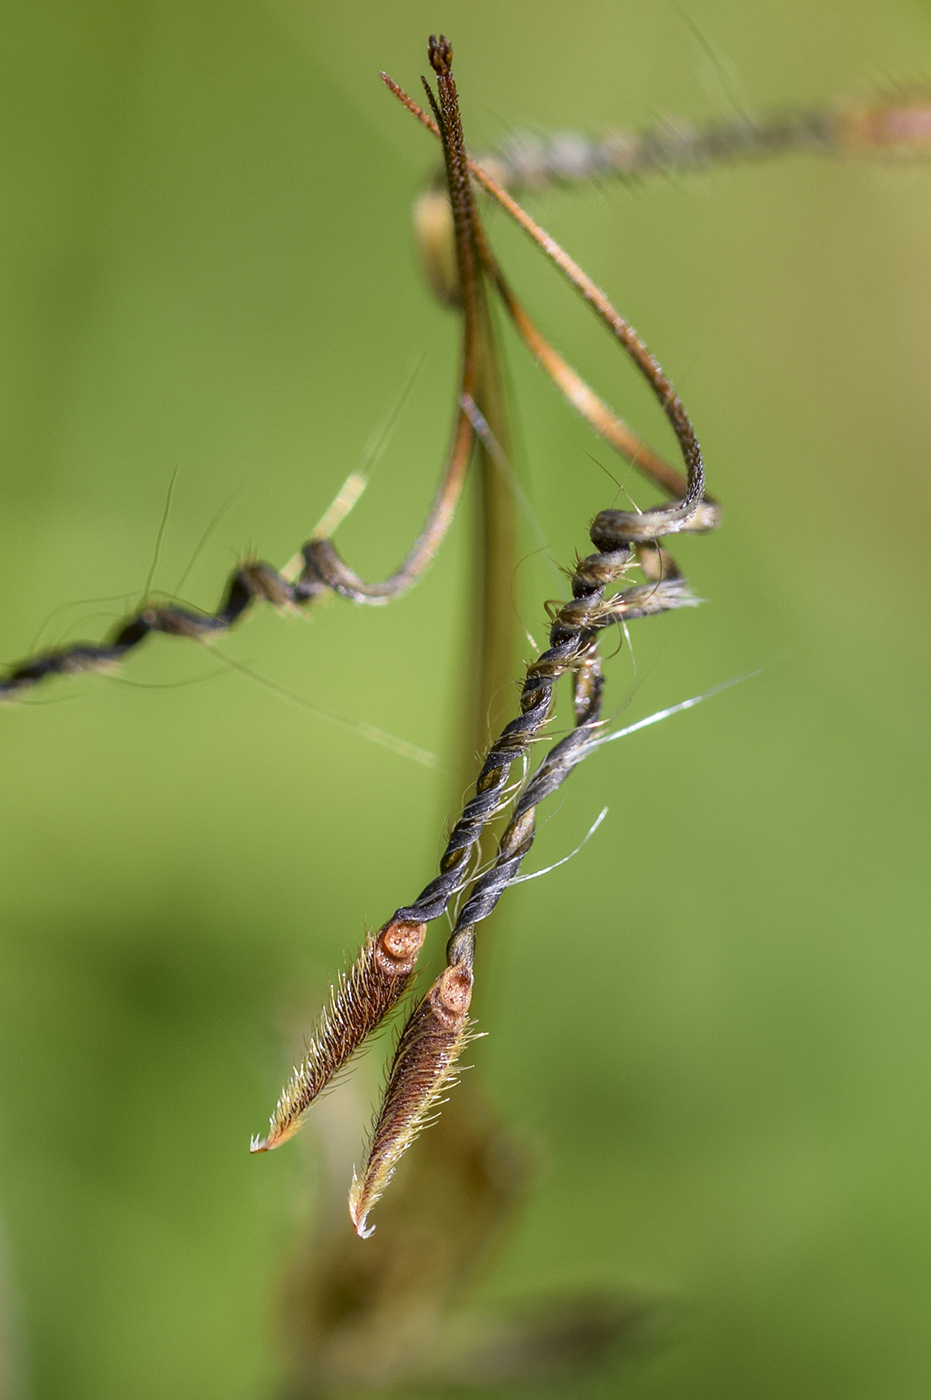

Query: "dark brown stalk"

xmin=422 ymin=35 xmax=519 ymax=763
xmin=300 ymin=42 xmax=486 ymax=606
xmin=380 ymin=72 xmax=719 ymax=530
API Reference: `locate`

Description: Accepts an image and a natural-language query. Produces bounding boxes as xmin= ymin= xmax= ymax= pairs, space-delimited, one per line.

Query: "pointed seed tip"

xmin=250 ymin=1114 xmax=306 ymax=1153
xmin=351 ymin=1204 xmax=375 ymax=1239
xmin=348 ymin=1174 xmax=375 ymax=1238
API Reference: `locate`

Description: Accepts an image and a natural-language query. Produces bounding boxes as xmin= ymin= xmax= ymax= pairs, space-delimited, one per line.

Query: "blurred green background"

xmin=1 ymin=0 xmax=930 ymax=1396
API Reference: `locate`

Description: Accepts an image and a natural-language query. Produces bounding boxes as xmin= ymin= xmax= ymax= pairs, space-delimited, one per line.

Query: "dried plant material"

xmin=250 ymin=919 xmax=426 ymax=1153
xmin=249 ymin=35 xmax=717 ymax=1209
xmin=0 ymin=497 xmax=469 ymax=698
xmin=466 ymin=90 xmax=931 ymax=192
xmin=390 ymin=505 xmax=703 ymax=934
xmin=349 ymin=963 xmax=476 ymax=1238
xmin=3 ymin=27 xmax=727 ymax=1240
xmin=336 ymin=37 xmax=721 ymax=1224
xmin=325 ymin=38 xmax=723 ymax=1227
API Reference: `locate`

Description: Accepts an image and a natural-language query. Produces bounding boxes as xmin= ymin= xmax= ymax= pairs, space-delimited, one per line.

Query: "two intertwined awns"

xmin=250 ymin=919 xmax=425 ymax=1152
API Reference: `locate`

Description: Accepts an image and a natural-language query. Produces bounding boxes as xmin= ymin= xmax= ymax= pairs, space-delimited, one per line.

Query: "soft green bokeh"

xmin=1 ymin=2 xmax=929 ymax=1397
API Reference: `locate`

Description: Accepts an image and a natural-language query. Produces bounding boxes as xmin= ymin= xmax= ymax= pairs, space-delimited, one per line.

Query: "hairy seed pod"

xmin=250 ymin=918 xmax=426 ymax=1152
xmin=349 ymin=961 xmax=475 ymax=1238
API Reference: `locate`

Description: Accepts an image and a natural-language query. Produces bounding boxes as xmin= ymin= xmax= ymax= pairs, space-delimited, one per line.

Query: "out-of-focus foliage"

xmin=0 ymin=2 xmax=929 ymax=1397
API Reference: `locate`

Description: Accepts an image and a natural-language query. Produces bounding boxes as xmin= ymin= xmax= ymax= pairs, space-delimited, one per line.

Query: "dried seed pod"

xmin=250 ymin=918 xmax=426 ymax=1153
xmin=349 ymin=961 xmax=476 ymax=1238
